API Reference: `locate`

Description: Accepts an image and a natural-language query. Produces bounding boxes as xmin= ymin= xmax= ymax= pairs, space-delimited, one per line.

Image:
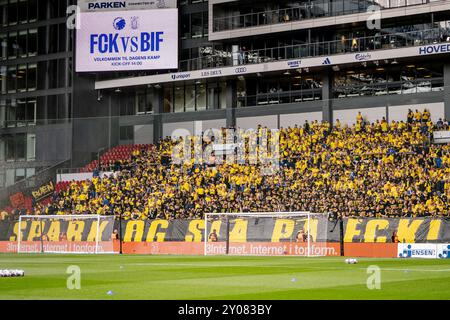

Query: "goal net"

xmin=204 ymin=212 xmax=332 ymax=256
xmin=17 ymin=215 xmax=117 ymax=254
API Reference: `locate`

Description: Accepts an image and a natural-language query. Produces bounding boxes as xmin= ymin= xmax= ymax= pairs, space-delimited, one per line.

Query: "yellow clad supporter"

xmin=33 ymin=111 xmax=450 ymax=220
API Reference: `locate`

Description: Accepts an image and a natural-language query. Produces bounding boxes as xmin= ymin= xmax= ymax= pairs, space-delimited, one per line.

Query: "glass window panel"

xmin=8 ymin=0 xmax=17 ymax=25
xmin=6 ymin=99 xmax=16 ymax=124
xmin=26 ymin=133 xmax=35 ymax=161
xmin=0 ymin=0 xmax=7 ymax=26
xmin=26 ymin=168 xmax=35 ymax=178
xmin=28 ymin=29 xmax=37 ymax=56
xmin=136 ymin=91 xmax=146 ymax=114
xmin=26 ymin=98 xmax=36 ymax=123
xmin=181 ymin=14 xmax=190 ymax=39
xmin=5 ymin=134 xmax=14 ymax=160
xmin=207 ymin=83 xmax=218 ymax=110
xmin=332 ymin=0 xmax=344 ymax=15
xmin=15 ymin=98 xmax=26 ymax=124
xmin=27 ymin=63 xmax=36 ymax=90
xmin=16 ymin=64 xmax=26 ymax=91
xmin=196 ymin=83 xmax=207 ymax=111
xmin=174 ymin=86 xmax=184 ymax=112
xmin=163 ymin=87 xmax=173 ymax=113
xmin=185 ymin=85 xmax=196 ymax=112
xmin=203 ymin=11 xmax=208 ymax=35
xmin=0 ymin=65 xmax=6 ymax=94
xmin=8 ymin=31 xmax=18 ymax=58
xmin=6 ymin=169 xmax=14 ymax=186
xmin=0 ymin=137 xmax=4 ymax=161
xmin=0 ymin=32 xmax=6 ymax=59
xmin=191 ymin=13 xmax=203 ymax=39
xmin=15 ymin=133 xmax=26 ymax=160
xmin=7 ymin=66 xmax=16 ymax=92
xmin=145 ymin=88 xmax=154 ymax=113
xmin=18 ymin=0 xmax=27 ymax=23
xmin=28 ymin=0 xmax=37 ymax=21
xmin=219 ymin=82 xmax=227 ymax=109
xmin=17 ymin=30 xmax=26 ymax=57
xmin=0 ymin=99 xmax=5 ymax=127
xmin=15 ymin=168 xmax=25 ymax=182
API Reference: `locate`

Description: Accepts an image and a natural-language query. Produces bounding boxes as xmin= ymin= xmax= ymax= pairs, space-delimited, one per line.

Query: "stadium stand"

xmin=8 ymin=109 xmax=444 ymax=221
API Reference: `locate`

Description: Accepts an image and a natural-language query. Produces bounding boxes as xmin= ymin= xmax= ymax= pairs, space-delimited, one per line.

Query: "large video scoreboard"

xmin=75 ymin=0 xmax=178 ymax=72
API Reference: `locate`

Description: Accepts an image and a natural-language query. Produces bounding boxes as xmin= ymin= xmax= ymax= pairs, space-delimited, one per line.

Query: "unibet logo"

xmin=171 ymin=73 xmax=191 ymax=80
xmin=90 ymin=32 xmax=164 ymax=54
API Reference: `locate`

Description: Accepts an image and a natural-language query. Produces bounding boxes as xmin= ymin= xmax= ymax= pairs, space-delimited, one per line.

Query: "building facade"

xmin=1 ymin=0 xmax=450 ymax=194
xmin=0 ymin=0 xmax=74 ymax=191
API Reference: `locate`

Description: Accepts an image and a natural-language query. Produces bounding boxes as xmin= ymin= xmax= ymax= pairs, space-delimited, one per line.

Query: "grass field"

xmin=0 ymin=254 xmax=449 ymax=300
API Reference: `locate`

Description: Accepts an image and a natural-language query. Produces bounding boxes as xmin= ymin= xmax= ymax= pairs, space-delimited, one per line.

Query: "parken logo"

xmin=113 ymin=17 xmax=126 ymax=31
xmin=88 ymin=2 xmax=126 ymax=10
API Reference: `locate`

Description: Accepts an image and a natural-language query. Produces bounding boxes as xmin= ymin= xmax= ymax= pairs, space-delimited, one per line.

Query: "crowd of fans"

xmin=13 ymin=109 xmax=450 ymax=220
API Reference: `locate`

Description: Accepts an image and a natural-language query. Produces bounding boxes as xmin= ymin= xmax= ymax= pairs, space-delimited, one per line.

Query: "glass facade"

xmin=163 ymin=81 xmax=227 ymax=113
xmin=178 ymin=25 xmax=450 ymax=72
xmin=334 ymin=63 xmax=444 ymax=98
xmin=213 ymin=0 xmax=432 ymax=32
xmin=237 ymin=74 xmax=323 ymax=107
xmin=0 ymin=0 xmax=74 ymax=188
xmin=181 ymin=11 xmax=208 ymax=39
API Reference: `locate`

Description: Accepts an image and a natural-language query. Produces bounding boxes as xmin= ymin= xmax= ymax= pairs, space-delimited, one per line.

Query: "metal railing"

xmin=213 ymin=0 xmax=431 ymax=32
xmin=237 ymin=88 xmax=323 ymax=107
xmin=0 ymin=119 xmax=71 ymax=130
xmin=334 ymin=77 xmax=444 ymax=98
xmin=179 ymin=28 xmax=446 ymax=72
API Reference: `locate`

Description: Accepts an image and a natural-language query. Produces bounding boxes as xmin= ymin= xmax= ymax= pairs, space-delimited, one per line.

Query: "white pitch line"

xmin=128 ymin=262 xmax=450 ymax=272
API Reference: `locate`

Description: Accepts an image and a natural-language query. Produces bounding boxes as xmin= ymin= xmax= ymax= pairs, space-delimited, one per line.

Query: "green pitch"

xmin=0 ymin=254 xmax=449 ymax=300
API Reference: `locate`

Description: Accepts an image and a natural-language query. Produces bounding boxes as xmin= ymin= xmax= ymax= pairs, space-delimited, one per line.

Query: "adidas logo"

xmin=322 ymin=57 xmax=331 ymax=65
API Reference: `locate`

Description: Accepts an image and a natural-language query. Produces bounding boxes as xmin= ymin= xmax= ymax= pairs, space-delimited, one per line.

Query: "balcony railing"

xmin=334 ymin=77 xmax=444 ymax=98
xmin=213 ymin=0 xmax=431 ymax=32
xmin=179 ymin=28 xmax=446 ymax=72
xmin=0 ymin=119 xmax=73 ymax=130
xmin=237 ymin=88 xmax=323 ymax=107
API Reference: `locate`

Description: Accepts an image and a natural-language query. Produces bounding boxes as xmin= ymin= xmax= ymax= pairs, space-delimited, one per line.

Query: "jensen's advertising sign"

xmin=396 ymin=243 xmax=450 ymax=259
xmin=76 ymin=9 xmax=178 ymax=72
xmin=78 ymin=0 xmax=177 ymax=12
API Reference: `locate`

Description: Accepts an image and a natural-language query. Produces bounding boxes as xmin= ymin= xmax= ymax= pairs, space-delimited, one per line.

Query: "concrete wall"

xmin=388 ymin=102 xmax=445 ymax=122
xmin=280 ymin=112 xmax=323 ymax=128
xmin=236 ymin=115 xmax=278 ymax=130
xmin=134 ymin=124 xmax=154 ymax=145
xmin=333 ymin=107 xmax=387 ymax=126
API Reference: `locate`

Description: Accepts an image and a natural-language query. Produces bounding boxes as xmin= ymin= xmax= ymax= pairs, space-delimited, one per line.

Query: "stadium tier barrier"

xmin=2 ymin=241 xmax=448 ymax=258
xmin=0 ymin=217 xmax=449 ymax=258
